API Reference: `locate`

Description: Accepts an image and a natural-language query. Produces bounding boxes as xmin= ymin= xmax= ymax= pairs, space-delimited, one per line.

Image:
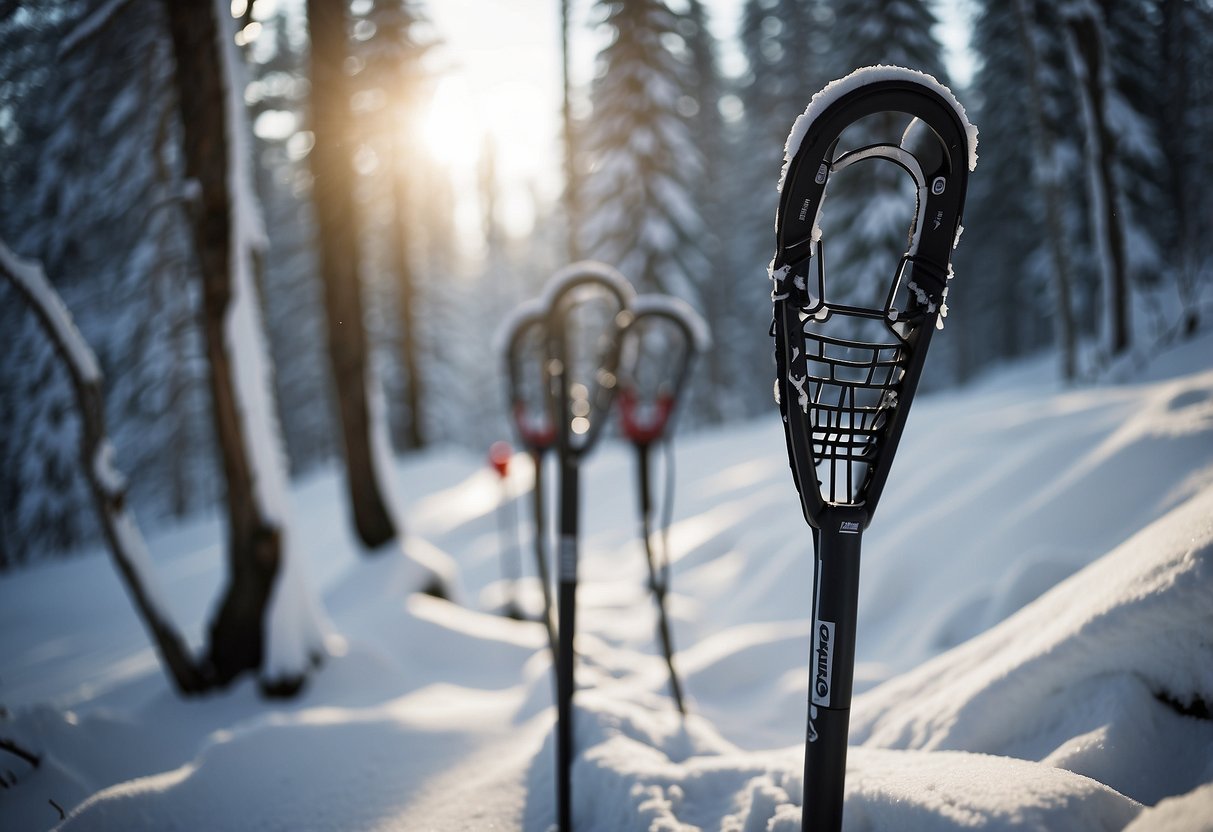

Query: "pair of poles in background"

xmin=495 ymin=262 xmax=708 ymax=832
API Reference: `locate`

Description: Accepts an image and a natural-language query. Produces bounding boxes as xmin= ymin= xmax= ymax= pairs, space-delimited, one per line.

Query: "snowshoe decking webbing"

xmin=770 ymin=66 xmax=977 ymax=832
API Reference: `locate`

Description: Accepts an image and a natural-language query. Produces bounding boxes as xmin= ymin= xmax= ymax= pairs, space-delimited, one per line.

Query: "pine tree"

xmin=821 ymin=0 xmax=950 ymax=315
xmin=675 ymin=0 xmax=734 ymax=422
xmin=358 ymin=0 xmax=433 ymax=451
xmin=1101 ymin=0 xmax=1167 ymax=338
xmin=733 ymin=0 xmax=831 ymax=414
xmin=0 ymin=13 xmax=65 ymax=561
xmin=581 ymin=0 xmax=707 ymax=303
xmin=735 ymin=0 xmax=829 ymax=278
xmin=958 ymin=0 xmax=1080 ymax=381
xmin=248 ymin=12 xmax=339 ymax=476
xmin=411 ymin=158 xmax=469 ymax=445
xmin=0 ymin=0 xmax=217 ymax=561
xmin=1155 ymin=0 xmax=1213 ymax=335
xmin=1030 ymin=0 xmax=1102 ymax=343
xmin=1061 ymin=0 xmax=1133 ymax=356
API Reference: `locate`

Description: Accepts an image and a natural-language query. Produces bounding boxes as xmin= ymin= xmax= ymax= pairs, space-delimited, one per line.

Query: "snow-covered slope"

xmin=852 ymin=486 xmax=1213 ymax=803
xmin=1 ymin=333 xmax=1211 ymax=831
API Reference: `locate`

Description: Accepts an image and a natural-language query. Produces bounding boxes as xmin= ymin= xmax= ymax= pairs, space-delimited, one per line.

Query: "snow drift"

xmin=1 ymin=334 xmax=1212 ymax=831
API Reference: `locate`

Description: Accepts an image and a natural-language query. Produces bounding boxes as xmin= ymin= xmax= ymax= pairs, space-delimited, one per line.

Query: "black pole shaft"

xmin=637 ymin=443 xmax=685 ymax=714
xmin=556 ymin=450 xmax=580 ymax=832
xmin=802 ymin=513 xmax=863 ymax=832
xmin=531 ymin=449 xmax=558 ymax=662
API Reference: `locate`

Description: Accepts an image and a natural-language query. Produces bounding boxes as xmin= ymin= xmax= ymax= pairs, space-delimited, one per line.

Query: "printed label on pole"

xmin=839 ymin=520 xmax=861 ymax=534
xmin=811 ymin=619 xmax=836 ymax=707
xmin=559 ymin=535 xmax=577 ymax=582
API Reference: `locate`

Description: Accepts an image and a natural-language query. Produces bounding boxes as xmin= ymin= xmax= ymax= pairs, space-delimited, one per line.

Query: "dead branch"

xmin=0 ymin=240 xmax=208 ymax=694
xmin=0 ymin=737 xmax=39 ymax=768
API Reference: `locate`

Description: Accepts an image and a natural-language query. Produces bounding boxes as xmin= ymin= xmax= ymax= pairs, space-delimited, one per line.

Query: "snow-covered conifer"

xmin=1154 ymin=0 xmax=1213 ymax=335
xmin=0 ymin=1 xmax=216 ymax=559
xmin=357 ymin=0 xmax=434 ymax=451
xmin=956 ymin=0 xmax=1081 ymax=381
xmin=307 ymin=0 xmax=405 ymax=551
xmin=247 ymin=12 xmax=340 ymax=476
xmin=1060 ymin=0 xmax=1133 ymax=356
xmin=734 ymin=0 xmax=829 ymax=285
xmin=1100 ymin=0 xmax=1167 ymax=341
xmin=719 ymin=0 xmax=833 ymax=413
xmin=818 ymin=0 xmax=951 ymax=314
xmin=580 ymin=0 xmax=707 ymax=303
xmin=672 ymin=0 xmax=738 ymax=422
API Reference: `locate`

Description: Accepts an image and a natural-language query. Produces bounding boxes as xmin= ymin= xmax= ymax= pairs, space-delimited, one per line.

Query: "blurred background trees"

xmin=1 ymin=0 xmax=1210 ymax=569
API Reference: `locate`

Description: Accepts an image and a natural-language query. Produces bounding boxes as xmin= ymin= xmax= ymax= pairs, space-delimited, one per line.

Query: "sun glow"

xmin=417 ymin=74 xmax=551 ymax=240
xmin=419 ymin=77 xmax=480 ymax=168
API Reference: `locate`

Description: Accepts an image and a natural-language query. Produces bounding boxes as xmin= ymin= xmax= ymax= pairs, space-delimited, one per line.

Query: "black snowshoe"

xmin=769 ymin=66 xmax=977 ymax=832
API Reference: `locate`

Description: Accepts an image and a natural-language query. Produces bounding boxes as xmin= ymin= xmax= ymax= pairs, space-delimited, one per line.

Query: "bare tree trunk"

xmin=391 ymin=109 xmax=426 ymax=450
xmin=1063 ymin=3 xmax=1131 ymax=356
xmin=162 ymin=0 xmax=283 ymax=686
xmin=308 ymin=0 xmax=398 ymax=550
xmin=0 ymin=424 xmax=13 ymax=570
xmin=1160 ymin=0 xmax=1200 ymax=338
xmin=0 ymin=503 xmax=9 ymax=571
xmin=167 ymin=306 xmax=192 ymax=518
xmin=0 ymin=241 xmax=206 ymax=694
xmin=1015 ymin=0 xmax=1078 ymax=381
xmin=560 ymin=0 xmax=580 ymax=261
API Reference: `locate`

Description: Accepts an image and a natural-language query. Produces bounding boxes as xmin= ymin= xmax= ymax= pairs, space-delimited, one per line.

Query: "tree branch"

xmin=0 ymin=737 xmax=39 ymax=768
xmin=0 ymin=240 xmax=208 ymax=694
xmin=59 ymin=0 xmax=138 ymax=58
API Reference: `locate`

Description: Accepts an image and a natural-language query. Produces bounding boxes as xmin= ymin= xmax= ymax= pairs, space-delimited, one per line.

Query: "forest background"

xmin=1 ymin=0 xmax=1210 ymax=575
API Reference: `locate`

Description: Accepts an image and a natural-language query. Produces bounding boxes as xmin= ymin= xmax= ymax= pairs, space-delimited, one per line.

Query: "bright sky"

xmin=423 ymin=0 xmax=974 ymax=246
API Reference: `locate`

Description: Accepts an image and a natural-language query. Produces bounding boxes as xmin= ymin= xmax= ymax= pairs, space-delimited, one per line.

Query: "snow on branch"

xmin=0 ymin=737 xmax=40 ymax=769
xmin=0 ymin=242 xmax=100 ymax=383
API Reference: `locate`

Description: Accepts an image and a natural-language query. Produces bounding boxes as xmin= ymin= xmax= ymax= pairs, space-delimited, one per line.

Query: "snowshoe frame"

xmin=773 ymin=74 xmax=972 ymax=527
xmin=771 ymin=69 xmax=975 ymax=832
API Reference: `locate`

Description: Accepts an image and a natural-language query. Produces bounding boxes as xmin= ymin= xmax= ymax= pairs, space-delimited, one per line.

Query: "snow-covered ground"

xmin=2 ymin=332 xmax=1212 ymax=831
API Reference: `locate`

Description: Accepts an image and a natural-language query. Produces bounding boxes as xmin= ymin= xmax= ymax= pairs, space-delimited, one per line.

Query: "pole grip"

xmin=802 ymin=511 xmax=864 ymax=832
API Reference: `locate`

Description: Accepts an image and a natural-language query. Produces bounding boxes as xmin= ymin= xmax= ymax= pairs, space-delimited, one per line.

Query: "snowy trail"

xmin=2 ymin=333 xmax=1212 ymax=830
